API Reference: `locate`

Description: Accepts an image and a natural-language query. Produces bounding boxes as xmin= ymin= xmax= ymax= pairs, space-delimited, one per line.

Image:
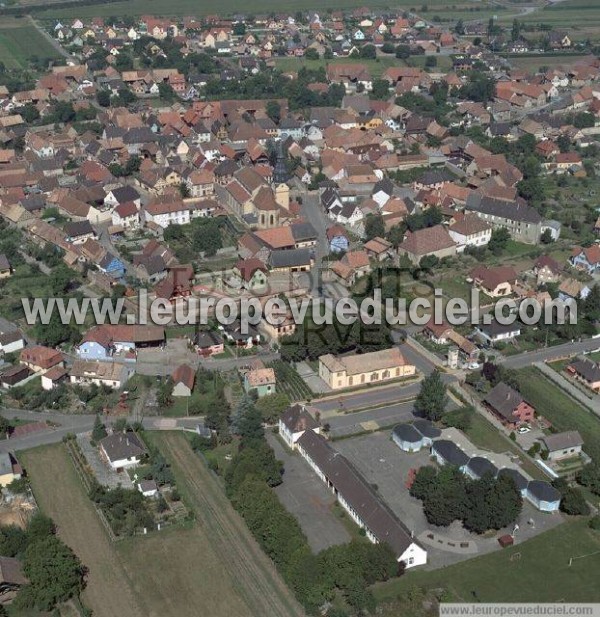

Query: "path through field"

xmin=157 ymin=432 xmax=307 ymax=617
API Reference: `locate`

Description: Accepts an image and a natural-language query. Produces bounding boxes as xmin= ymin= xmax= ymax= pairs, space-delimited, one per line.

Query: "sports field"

xmin=21 ymin=435 xmax=305 ymax=617
xmin=0 ymin=22 xmax=62 ymax=68
xmin=374 ymin=518 xmax=600 ymax=604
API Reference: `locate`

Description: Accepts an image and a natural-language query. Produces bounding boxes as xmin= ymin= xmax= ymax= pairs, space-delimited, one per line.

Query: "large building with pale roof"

xmin=318 ymin=348 xmax=415 ymax=390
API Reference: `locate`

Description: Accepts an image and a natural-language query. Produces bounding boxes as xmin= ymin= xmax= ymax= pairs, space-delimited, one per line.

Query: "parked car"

xmin=517 ymin=426 xmax=531 ymax=434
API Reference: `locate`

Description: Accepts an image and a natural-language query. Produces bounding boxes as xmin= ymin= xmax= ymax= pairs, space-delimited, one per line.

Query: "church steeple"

xmin=273 ymin=140 xmax=289 ymax=185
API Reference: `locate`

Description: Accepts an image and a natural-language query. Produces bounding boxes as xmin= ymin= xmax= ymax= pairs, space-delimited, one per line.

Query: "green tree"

xmin=265 ymin=100 xmax=282 ymax=123
xmin=91 ymin=414 xmax=107 ymax=443
xmin=488 ymin=227 xmax=510 ymax=256
xmin=255 ymin=392 xmax=290 ymax=423
xmin=511 ymin=19 xmax=521 ymax=41
xmin=360 ymin=44 xmax=376 ymax=59
xmin=414 ymin=369 xmax=447 ymax=421
xmin=21 ymin=103 xmax=40 ymax=124
xmin=577 ymin=463 xmax=600 ymax=496
xmin=364 ymin=212 xmax=385 ymax=241
xmin=395 ymin=44 xmax=411 ymax=59
xmin=304 ymin=48 xmax=319 ymax=60
xmin=0 ymin=416 xmax=10 ymax=436
xmin=96 ymin=89 xmax=111 ymax=107
xmin=371 ymin=78 xmax=390 ymax=100
xmin=17 ymin=535 xmax=83 ymax=611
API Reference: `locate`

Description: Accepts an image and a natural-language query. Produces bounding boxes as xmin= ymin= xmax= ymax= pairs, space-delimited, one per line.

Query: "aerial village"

xmin=0 ymin=5 xmax=599 ymax=616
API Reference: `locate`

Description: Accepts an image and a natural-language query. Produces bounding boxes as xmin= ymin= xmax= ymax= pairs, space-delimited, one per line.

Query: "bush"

xmin=589 ymin=515 xmax=600 ymax=530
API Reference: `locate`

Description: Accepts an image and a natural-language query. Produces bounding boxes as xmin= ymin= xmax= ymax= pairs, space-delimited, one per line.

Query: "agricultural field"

xmin=498 ymin=0 xmax=600 ymax=41
xmin=267 ymin=360 xmax=314 ymax=400
xmin=0 ymin=21 xmax=61 ymax=68
xmin=508 ymin=54 xmax=593 ymax=73
xmin=21 ymin=436 xmax=304 ymax=617
xmin=374 ymin=519 xmax=600 ymax=606
xmin=34 ymin=0 xmax=493 ymax=20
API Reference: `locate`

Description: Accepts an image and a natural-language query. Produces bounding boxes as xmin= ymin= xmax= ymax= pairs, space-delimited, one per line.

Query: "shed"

xmin=392 ymin=424 xmax=425 ymax=452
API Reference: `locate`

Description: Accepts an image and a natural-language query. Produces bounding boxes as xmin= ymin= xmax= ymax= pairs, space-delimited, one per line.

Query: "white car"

xmin=517 ymin=426 xmax=531 ymax=434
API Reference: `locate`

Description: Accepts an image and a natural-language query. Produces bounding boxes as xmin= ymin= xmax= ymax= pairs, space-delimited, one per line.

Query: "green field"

xmin=498 ymin=0 xmax=600 ymax=40
xmin=34 ymin=0 xmax=485 ymax=19
xmin=374 ymin=519 xmax=600 ymax=605
xmin=21 ymin=436 xmax=303 ymax=617
xmin=275 ymin=55 xmax=404 ymax=79
xmin=0 ymin=24 xmax=61 ymax=68
xmin=517 ymin=366 xmax=600 ymax=461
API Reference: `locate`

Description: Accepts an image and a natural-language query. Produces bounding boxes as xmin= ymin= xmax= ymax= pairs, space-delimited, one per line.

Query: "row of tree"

xmin=221 ymin=396 xmax=399 ymax=615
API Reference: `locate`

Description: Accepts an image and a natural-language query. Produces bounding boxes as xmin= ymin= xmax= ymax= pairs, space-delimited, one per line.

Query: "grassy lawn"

xmin=0 ymin=24 xmax=61 ymax=68
xmin=465 ymin=413 xmax=546 ymax=481
xmin=517 ymin=366 xmax=600 ymax=461
xmin=165 ymin=325 xmax=196 ymax=340
xmin=509 ymin=54 xmax=593 ymax=73
xmin=274 ymin=55 xmax=402 ymax=79
xmin=373 ymin=519 xmax=600 ymax=604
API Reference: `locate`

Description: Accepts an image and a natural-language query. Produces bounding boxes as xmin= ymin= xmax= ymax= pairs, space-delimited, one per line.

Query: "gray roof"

xmin=412 ymin=419 xmax=442 ymax=439
xmin=497 ymin=467 xmax=528 ymax=491
xmin=569 ymin=358 xmax=600 ymax=384
xmin=0 ymin=254 xmax=10 ymax=271
xmin=392 ymin=423 xmax=422 ymax=444
xmin=64 ymin=220 xmax=94 ymax=238
xmin=110 ymin=185 xmax=140 ymax=203
xmin=542 ymin=430 xmax=583 ymax=452
xmin=466 ymin=456 xmax=498 ymax=479
xmin=297 ymin=429 xmax=421 ymax=559
xmin=291 ymin=221 xmax=317 ymax=243
xmin=432 ymin=439 xmax=470 ymax=467
xmin=100 ymin=432 xmax=146 ymax=463
xmin=466 ymin=194 xmax=542 ymax=224
xmin=527 ymin=480 xmax=561 ymax=503
xmin=281 ymin=404 xmax=319 ymax=433
xmin=484 ymin=382 xmax=526 ymax=422
xmin=269 ymin=248 xmax=312 ymax=269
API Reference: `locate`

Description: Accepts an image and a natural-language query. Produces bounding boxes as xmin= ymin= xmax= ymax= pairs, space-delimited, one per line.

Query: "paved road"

xmin=327 ymin=400 xmax=417 ymax=437
xmin=0 ymin=408 xmax=204 ymax=452
xmin=501 ymin=338 xmax=600 ymax=369
xmin=300 ymin=191 xmax=329 ymax=296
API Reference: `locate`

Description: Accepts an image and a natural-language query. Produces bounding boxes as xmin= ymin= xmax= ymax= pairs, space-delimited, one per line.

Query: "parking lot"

xmin=268 ymin=432 xmax=350 ymax=553
xmin=335 ymin=431 xmax=564 ymax=568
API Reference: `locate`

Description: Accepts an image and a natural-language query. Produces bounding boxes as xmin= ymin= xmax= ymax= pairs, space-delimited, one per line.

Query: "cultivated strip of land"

xmin=20 ymin=445 xmax=146 ymax=617
xmin=155 ymin=431 xmax=307 ymax=617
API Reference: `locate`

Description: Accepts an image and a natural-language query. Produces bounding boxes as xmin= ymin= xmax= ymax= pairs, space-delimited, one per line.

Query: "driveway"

xmin=268 ymin=432 xmax=350 ymax=553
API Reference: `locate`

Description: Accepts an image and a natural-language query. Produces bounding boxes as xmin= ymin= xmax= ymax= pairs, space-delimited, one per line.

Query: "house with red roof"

xmin=571 ymin=245 xmax=600 ymax=274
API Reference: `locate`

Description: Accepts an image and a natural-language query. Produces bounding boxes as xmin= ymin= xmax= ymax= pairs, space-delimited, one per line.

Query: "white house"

xmin=100 ymin=432 xmax=146 ymax=471
xmin=448 ymin=215 xmax=492 ymax=252
xmin=143 ymin=200 xmax=191 ymax=228
xmin=278 ymin=404 xmax=320 ymax=450
xmin=541 ymin=431 xmax=583 ymax=462
xmin=0 ymin=330 xmax=24 ymax=355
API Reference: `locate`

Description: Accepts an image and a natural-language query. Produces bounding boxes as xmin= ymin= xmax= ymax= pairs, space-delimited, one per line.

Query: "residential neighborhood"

xmin=0 ymin=2 xmax=599 ymax=617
